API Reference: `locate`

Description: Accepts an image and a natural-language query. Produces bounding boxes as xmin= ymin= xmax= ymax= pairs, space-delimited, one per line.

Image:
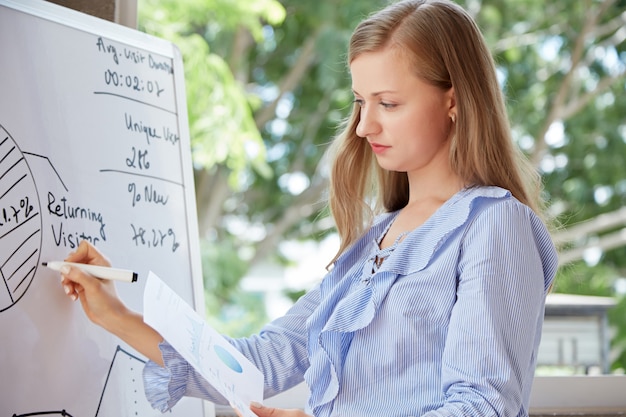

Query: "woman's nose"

xmin=356 ymin=106 xmax=380 ymax=138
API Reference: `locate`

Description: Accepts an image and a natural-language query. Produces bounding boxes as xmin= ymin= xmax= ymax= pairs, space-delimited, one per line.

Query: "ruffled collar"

xmin=303 ymin=186 xmax=511 ymax=416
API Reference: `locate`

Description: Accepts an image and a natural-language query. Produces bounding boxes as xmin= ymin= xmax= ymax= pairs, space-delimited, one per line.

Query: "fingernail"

xmin=250 ymin=402 xmax=264 ymax=409
xmin=60 ymin=266 xmax=70 ymax=274
xmin=71 ymin=293 xmax=77 ymax=301
xmin=64 ymin=285 xmax=71 ymax=295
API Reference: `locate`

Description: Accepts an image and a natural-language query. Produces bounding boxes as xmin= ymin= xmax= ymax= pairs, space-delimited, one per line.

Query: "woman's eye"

xmin=353 ymin=99 xmax=364 ymax=107
xmin=380 ymin=102 xmax=397 ymax=109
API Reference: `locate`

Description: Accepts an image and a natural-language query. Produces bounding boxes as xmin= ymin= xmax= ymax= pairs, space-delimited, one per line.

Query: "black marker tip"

xmin=41 ymin=262 xmax=48 ymax=266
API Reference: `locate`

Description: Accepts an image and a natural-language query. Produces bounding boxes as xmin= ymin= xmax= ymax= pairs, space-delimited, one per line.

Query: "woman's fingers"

xmin=59 ymin=263 xmax=122 ymax=329
xmin=60 ymin=266 xmax=95 ymax=304
xmin=62 ymin=279 xmax=80 ymax=301
xmin=60 ymin=267 xmax=81 ymax=301
xmin=248 ymin=402 xmax=310 ymax=417
xmin=64 ymin=240 xmax=110 ymax=267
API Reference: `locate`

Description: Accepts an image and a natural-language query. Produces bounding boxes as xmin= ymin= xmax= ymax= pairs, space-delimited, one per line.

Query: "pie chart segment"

xmin=214 ymin=344 xmax=243 ymax=373
xmin=0 ymin=124 xmax=42 ymax=312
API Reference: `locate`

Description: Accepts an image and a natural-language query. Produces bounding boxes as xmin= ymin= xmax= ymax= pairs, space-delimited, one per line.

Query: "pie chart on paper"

xmin=0 ymin=123 xmax=42 ymax=312
xmin=214 ymin=344 xmax=244 ymax=373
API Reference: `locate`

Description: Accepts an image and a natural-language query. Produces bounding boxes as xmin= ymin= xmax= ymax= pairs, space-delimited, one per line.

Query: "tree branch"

xmin=558 ymin=71 xmax=626 ymax=119
xmin=290 ymin=89 xmax=334 ymax=172
xmin=249 ymin=179 xmax=328 ymax=265
xmin=195 ymin=165 xmax=231 ymax=235
xmin=558 ymin=227 xmax=626 ymax=266
xmin=531 ymin=0 xmax=599 ymax=165
xmin=590 ymin=6 xmax=626 ymax=40
xmin=254 ymin=28 xmax=322 ymax=129
xmin=493 ymin=23 xmax=567 ymax=53
xmin=228 ymin=26 xmax=254 ymax=84
xmin=553 ymin=206 xmax=626 ymax=247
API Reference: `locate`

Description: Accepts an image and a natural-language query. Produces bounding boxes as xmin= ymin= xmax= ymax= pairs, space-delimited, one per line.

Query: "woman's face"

xmin=350 ymin=47 xmax=455 ymax=175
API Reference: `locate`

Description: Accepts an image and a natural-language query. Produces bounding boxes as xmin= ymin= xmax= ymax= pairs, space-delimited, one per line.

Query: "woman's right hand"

xmin=59 ymin=240 xmax=165 ymax=365
xmin=59 ymin=240 xmax=128 ymax=332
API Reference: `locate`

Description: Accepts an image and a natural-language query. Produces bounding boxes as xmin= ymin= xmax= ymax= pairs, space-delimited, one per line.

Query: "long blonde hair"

xmin=327 ymin=0 xmax=543 ymax=265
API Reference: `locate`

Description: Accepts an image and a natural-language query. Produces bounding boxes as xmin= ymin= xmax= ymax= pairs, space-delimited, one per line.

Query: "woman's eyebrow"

xmin=352 ymin=89 xmax=397 ymax=97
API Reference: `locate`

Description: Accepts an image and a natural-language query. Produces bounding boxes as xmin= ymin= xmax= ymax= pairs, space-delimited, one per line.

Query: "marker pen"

xmin=42 ymin=261 xmax=138 ymax=283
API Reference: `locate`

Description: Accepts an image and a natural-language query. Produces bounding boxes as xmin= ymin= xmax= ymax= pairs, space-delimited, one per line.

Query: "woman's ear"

xmin=447 ymin=86 xmax=456 ymax=113
xmin=447 ymin=87 xmax=456 ymax=121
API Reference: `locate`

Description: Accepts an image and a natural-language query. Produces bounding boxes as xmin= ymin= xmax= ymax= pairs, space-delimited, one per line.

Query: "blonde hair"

xmin=327 ymin=0 xmax=544 ymax=265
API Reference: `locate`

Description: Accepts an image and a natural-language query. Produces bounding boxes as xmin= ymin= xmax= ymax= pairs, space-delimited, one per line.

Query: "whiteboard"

xmin=0 ymin=0 xmax=208 ymax=416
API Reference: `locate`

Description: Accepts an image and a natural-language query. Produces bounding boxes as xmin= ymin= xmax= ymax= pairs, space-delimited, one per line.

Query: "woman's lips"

xmin=369 ymin=142 xmax=390 ymax=154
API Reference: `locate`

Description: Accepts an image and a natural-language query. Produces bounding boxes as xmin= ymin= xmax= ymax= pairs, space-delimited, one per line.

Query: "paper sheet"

xmin=143 ymin=271 xmax=264 ymax=417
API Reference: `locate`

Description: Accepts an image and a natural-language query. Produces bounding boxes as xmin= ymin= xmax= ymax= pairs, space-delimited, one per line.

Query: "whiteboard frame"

xmin=0 ymin=0 xmax=210 ymax=415
xmin=0 ymin=0 xmax=205 ymax=323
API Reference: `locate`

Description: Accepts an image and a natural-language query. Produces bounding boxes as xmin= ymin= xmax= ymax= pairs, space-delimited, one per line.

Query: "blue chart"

xmin=214 ymin=344 xmax=244 ymax=373
xmin=0 ymin=124 xmax=42 ymax=313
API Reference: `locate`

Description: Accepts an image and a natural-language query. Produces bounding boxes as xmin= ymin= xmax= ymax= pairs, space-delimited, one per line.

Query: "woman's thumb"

xmin=250 ymin=402 xmax=275 ymax=416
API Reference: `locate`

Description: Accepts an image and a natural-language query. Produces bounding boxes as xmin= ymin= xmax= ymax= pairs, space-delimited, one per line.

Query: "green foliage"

xmin=139 ymin=0 xmax=284 ymax=39
xmin=200 ymin=238 xmax=248 ymax=306
xmin=609 ymin=296 xmax=626 ymax=373
xmin=205 ymin=288 xmax=270 ymax=337
xmin=138 ymin=0 xmax=283 ymax=333
xmin=553 ymin=261 xmax=617 ymax=296
xmin=139 ymin=0 xmax=626 ymax=370
xmin=242 ymin=0 xmax=387 ymax=234
xmin=138 ymin=0 xmax=276 ymax=188
xmin=200 ymin=238 xmax=268 ymax=335
xmin=284 ymin=288 xmax=306 ymax=303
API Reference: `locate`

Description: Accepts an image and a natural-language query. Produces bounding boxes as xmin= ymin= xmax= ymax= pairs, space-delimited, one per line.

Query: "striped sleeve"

xmin=143 ymin=341 xmax=229 ymax=412
xmin=425 ymin=198 xmax=555 ymax=416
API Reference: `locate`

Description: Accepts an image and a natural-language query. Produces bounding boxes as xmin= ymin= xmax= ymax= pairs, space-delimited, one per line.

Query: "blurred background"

xmin=126 ymin=0 xmax=626 ymax=375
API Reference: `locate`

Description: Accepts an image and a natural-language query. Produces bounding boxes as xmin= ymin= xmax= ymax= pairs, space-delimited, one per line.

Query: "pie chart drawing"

xmin=214 ymin=344 xmax=243 ymax=373
xmin=0 ymin=123 xmax=42 ymax=312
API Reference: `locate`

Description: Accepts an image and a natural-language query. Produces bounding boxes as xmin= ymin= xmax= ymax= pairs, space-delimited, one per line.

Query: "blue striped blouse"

xmin=143 ymin=186 xmax=558 ymax=416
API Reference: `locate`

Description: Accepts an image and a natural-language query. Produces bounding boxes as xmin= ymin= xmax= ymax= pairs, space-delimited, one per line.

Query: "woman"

xmin=60 ymin=0 xmax=558 ymax=416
